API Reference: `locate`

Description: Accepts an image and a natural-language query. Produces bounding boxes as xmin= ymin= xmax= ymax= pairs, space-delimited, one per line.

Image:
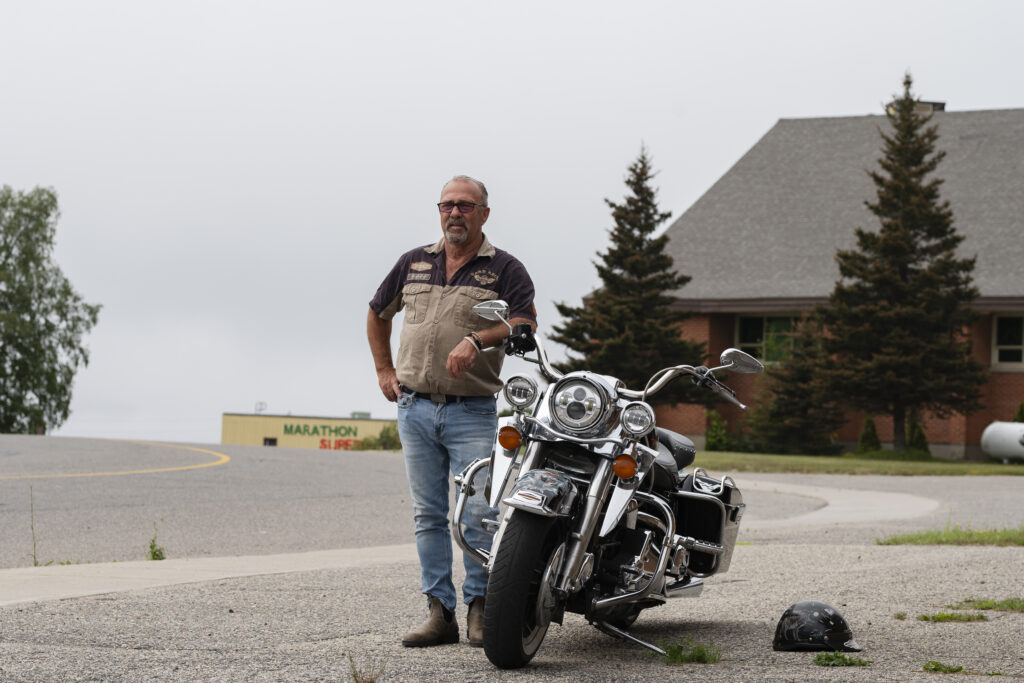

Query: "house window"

xmin=994 ymin=315 xmax=1024 ymax=365
xmin=737 ymin=316 xmax=794 ymax=362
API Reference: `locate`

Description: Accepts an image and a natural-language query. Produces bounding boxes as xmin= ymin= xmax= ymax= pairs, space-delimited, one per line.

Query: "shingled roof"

xmin=663 ymin=108 xmax=1024 ymax=312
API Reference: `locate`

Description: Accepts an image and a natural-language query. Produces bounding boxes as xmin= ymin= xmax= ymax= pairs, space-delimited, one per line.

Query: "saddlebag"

xmin=669 ymin=471 xmax=744 ymax=576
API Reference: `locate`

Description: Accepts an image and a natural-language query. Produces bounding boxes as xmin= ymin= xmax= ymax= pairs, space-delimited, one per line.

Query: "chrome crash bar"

xmin=452 ymin=457 xmax=491 ymax=567
xmin=591 ymin=491 xmax=676 ymax=611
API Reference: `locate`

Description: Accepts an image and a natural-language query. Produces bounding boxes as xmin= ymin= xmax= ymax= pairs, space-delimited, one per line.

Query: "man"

xmin=367 ymin=175 xmax=536 ymax=648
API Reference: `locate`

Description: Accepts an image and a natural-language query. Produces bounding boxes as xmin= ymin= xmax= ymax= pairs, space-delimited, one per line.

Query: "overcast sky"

xmin=2 ymin=1 xmax=1021 ymax=444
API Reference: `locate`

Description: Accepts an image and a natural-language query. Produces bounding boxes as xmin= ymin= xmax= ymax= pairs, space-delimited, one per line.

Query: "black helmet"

xmin=773 ymin=600 xmax=861 ymax=652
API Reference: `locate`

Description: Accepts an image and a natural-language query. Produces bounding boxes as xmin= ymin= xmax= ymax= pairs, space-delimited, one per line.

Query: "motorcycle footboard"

xmin=670 ymin=473 xmax=744 ymax=575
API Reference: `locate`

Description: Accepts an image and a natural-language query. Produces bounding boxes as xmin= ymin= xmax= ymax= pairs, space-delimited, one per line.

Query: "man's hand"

xmin=367 ymin=308 xmax=402 ymax=401
xmin=377 ymin=366 xmax=402 ymax=402
xmin=446 ymin=337 xmax=479 ymax=379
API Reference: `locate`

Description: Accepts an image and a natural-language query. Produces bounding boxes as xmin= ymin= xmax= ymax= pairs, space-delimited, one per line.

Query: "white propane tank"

xmin=980 ymin=421 xmax=1024 ymax=463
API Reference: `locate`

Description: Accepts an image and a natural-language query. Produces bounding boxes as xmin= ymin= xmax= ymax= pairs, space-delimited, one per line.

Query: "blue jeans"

xmin=397 ymin=391 xmax=498 ymax=612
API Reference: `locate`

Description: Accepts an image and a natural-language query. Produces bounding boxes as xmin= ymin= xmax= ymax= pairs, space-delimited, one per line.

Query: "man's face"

xmin=439 ymin=179 xmax=489 ymax=246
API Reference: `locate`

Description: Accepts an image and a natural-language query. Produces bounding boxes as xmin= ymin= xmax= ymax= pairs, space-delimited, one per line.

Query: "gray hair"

xmin=442 ymin=175 xmax=488 ymax=206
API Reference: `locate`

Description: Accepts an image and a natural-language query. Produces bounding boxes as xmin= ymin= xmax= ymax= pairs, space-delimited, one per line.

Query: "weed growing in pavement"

xmin=147 ymin=523 xmax=166 ymax=561
xmin=814 ymin=652 xmax=872 ymax=667
xmin=923 ymin=660 xmax=964 ymax=674
xmin=27 ymin=486 xmax=52 ymax=567
xmin=947 ymin=597 xmax=1024 ymax=612
xmin=893 ymin=611 xmax=907 ymax=620
xmin=876 ymin=525 xmax=1024 ymax=546
xmin=660 ymin=638 xmax=722 ymax=665
xmin=347 ymin=655 xmax=387 ymax=683
xmin=917 ymin=612 xmax=987 ymax=622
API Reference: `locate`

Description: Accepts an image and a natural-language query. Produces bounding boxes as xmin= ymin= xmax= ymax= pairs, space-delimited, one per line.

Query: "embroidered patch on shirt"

xmin=406 ymin=272 xmax=431 ymax=281
xmin=472 ymin=269 xmax=499 ymax=285
xmin=410 ymin=261 xmax=433 ymax=272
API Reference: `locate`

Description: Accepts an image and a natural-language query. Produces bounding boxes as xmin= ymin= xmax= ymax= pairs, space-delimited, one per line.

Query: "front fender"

xmin=598 ymin=444 xmax=658 ymax=537
xmin=487 ymin=415 xmax=519 ymax=508
xmin=503 ymin=468 xmax=578 ymax=518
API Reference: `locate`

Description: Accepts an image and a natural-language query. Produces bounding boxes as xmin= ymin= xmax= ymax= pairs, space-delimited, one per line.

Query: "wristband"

xmin=464 ymin=335 xmax=482 ymax=351
xmin=469 ymin=331 xmax=484 ymax=349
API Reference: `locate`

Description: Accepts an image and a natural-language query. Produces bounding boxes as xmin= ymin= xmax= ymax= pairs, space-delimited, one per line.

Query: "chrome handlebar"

xmin=505 ymin=325 xmax=747 ymax=410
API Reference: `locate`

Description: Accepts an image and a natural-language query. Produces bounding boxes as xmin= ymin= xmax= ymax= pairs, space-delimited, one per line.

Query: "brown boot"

xmin=467 ymin=597 xmax=485 ymax=647
xmin=401 ymin=596 xmax=459 ymax=647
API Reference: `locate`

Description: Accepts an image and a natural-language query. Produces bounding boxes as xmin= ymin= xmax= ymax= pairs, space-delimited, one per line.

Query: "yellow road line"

xmin=0 ymin=441 xmax=231 ymax=480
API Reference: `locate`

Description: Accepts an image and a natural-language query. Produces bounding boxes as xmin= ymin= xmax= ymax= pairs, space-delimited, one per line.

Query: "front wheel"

xmin=483 ymin=511 xmax=564 ymax=669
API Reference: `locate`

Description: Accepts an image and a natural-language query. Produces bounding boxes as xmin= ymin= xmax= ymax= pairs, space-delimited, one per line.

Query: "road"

xmin=1 ymin=435 xmax=1022 ymax=681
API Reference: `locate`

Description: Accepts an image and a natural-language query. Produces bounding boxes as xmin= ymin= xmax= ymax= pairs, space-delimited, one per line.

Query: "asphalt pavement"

xmin=1 ymin=435 xmax=1022 ymax=681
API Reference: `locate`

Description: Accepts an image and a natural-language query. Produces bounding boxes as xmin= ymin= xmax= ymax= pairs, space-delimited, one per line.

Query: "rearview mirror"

xmin=472 ymin=300 xmax=510 ymax=321
xmin=719 ymin=348 xmax=764 ymax=374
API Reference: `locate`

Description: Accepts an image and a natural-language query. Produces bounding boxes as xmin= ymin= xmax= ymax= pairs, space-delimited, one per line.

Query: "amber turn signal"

xmin=613 ymin=454 xmax=638 ymax=479
xmin=498 ymin=426 xmax=522 ymax=451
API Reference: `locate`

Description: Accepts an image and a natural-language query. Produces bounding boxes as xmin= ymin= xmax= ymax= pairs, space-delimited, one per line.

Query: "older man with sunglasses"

xmin=367 ymin=175 xmax=536 ymax=648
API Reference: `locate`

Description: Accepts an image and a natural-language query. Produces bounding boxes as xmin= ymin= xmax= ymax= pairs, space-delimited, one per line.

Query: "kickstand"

xmin=592 ymin=621 xmax=666 ymax=656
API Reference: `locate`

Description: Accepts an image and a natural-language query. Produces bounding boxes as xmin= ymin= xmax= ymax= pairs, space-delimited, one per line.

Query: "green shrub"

xmin=857 ymin=415 xmax=881 ymax=453
xmin=1013 ymin=402 xmax=1024 ymax=423
xmin=377 ymin=423 xmax=401 ymax=450
xmin=705 ymin=410 xmax=731 ymax=451
xmin=906 ymin=411 xmax=930 ymax=455
xmin=349 ymin=423 xmax=401 ymax=451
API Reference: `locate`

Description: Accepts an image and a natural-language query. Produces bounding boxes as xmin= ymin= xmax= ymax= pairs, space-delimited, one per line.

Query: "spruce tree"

xmin=550 ymin=148 xmax=705 ymax=403
xmin=818 ymin=74 xmax=986 ymax=449
xmin=745 ymin=318 xmax=846 ymax=454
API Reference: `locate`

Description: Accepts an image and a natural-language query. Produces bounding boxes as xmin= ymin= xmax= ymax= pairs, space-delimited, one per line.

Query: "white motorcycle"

xmin=453 ymin=300 xmax=764 ymax=668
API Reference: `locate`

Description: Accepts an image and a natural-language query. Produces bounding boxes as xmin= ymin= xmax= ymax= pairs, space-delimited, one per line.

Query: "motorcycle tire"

xmin=482 ymin=510 xmax=561 ymax=669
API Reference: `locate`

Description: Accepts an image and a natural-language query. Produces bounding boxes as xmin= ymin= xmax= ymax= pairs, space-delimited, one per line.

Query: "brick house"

xmin=658 ymin=107 xmax=1024 ymax=459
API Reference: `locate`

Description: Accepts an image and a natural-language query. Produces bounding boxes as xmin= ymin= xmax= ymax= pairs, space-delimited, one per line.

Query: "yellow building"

xmin=221 ymin=413 xmax=396 ymax=450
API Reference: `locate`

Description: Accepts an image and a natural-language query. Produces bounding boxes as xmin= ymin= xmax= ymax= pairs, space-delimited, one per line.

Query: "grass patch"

xmin=877 ymin=526 xmax=1024 ymax=547
xmin=814 ymin=652 xmax=872 ymax=667
xmin=947 ymin=597 xmax=1024 ymax=612
xmin=923 ymin=660 xmax=964 ymax=674
xmin=852 ymin=448 xmax=934 ymax=461
xmin=917 ymin=612 xmax=987 ymax=622
xmin=696 ymin=450 xmax=1023 ymax=476
xmin=893 ymin=611 xmax=907 ymax=620
xmin=661 ymin=639 xmax=722 ymax=665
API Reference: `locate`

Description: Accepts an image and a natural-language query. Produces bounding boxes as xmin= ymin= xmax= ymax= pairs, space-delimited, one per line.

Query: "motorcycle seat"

xmin=655 ymin=430 xmax=696 ymax=473
xmin=651 ymin=428 xmax=696 ymax=490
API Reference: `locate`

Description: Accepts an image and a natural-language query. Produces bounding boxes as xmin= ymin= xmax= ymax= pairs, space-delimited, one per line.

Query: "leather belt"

xmin=401 ymin=385 xmax=464 ymax=404
xmin=411 ymin=391 xmax=461 ymax=404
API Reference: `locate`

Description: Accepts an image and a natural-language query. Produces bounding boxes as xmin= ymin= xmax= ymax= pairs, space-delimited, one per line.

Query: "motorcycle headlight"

xmin=620 ymin=401 xmax=655 ymax=438
xmin=549 ymin=377 xmax=612 ymax=435
xmin=503 ymin=375 xmax=538 ymax=409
